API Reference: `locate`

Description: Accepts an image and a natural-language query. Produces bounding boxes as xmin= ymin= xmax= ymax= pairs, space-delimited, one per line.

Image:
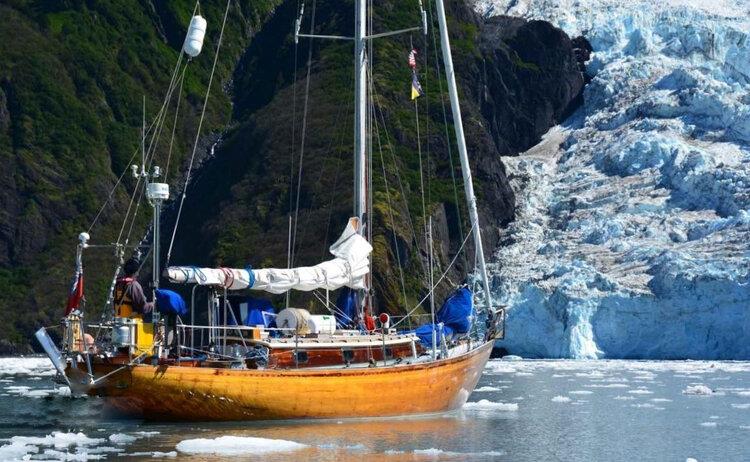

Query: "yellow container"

xmin=132 ymin=316 xmax=154 ymax=355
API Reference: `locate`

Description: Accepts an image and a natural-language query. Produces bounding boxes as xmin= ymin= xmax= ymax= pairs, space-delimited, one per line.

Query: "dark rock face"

xmin=168 ymin=1 xmax=587 ymax=313
xmin=477 ymin=16 xmax=586 ymax=155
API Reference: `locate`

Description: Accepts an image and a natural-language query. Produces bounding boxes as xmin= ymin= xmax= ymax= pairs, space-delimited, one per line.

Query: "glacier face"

xmin=475 ymin=0 xmax=750 ymax=358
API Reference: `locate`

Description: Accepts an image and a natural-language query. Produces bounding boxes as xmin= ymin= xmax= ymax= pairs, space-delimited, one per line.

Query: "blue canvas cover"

xmin=414 ymin=323 xmax=454 ymax=347
xmin=241 ymin=297 xmax=275 ymax=327
xmin=155 ymin=289 xmax=188 ymax=317
xmin=436 ymin=287 xmax=474 ymax=333
xmin=335 ymin=288 xmax=358 ymax=327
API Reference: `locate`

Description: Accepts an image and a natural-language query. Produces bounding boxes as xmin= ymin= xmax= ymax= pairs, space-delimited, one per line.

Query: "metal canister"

xmin=112 ymin=317 xmax=133 ymax=347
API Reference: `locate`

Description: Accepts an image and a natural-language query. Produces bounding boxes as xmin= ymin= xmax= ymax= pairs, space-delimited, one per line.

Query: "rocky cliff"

xmin=0 ymin=0 xmax=585 ymax=351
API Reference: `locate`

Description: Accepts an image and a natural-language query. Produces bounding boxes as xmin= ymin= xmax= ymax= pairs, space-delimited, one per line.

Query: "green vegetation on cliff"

xmin=0 ymin=0 xmax=280 ymax=351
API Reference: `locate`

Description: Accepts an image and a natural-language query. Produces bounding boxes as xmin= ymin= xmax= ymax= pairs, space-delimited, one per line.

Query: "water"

xmin=1 ymin=357 xmax=749 ymax=461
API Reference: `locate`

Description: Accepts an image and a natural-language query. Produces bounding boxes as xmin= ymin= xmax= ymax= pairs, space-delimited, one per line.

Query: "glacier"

xmin=474 ymin=0 xmax=750 ymax=358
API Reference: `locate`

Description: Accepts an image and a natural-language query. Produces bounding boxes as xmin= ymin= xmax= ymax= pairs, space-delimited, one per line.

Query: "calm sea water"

xmin=0 ymin=357 xmax=748 ymax=461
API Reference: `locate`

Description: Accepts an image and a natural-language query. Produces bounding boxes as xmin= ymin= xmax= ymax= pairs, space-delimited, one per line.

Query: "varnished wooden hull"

xmin=74 ymin=341 xmax=493 ymax=421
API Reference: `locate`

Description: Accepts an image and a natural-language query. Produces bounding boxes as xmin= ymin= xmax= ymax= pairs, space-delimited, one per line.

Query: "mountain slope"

xmin=0 ymin=0 xmax=280 ymax=351
xmin=476 ymin=0 xmax=750 ymax=359
xmin=166 ymin=0 xmax=586 ymax=317
xmin=0 ymin=0 xmax=585 ymax=351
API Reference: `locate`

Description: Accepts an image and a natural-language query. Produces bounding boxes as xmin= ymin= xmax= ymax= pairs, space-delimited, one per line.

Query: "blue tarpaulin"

xmin=436 ymin=286 xmax=474 ymax=333
xmin=239 ymin=297 xmax=275 ymax=327
xmin=155 ymin=289 xmax=188 ymax=317
xmin=335 ymin=288 xmax=358 ymax=327
xmin=414 ymin=323 xmax=454 ymax=347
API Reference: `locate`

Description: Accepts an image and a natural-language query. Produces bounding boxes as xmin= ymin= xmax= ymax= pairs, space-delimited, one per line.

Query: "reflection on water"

xmin=1 ymin=358 xmax=749 ymax=461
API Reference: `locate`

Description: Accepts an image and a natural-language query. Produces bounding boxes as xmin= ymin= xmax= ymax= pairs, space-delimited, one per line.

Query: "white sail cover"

xmin=166 ymin=218 xmax=372 ymax=294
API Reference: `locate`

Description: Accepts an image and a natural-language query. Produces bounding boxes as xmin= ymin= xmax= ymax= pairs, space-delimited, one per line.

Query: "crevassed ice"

xmin=474 ymin=0 xmax=750 ymax=359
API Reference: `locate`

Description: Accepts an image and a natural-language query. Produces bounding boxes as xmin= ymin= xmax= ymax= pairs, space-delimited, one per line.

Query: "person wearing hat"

xmin=113 ymin=257 xmax=154 ymax=318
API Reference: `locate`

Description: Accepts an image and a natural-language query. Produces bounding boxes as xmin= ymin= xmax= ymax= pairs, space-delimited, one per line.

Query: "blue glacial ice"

xmin=474 ymin=0 xmax=750 ymax=358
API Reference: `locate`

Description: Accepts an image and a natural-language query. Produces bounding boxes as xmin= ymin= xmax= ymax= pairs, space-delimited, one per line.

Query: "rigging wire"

xmin=370 ymin=82 xmax=423 ymax=271
xmin=411 ymin=35 xmax=429 ymax=267
xmin=164 ymin=63 xmax=189 ymax=182
xmin=428 ymin=0 xmax=468 ymax=269
xmin=166 ymin=0 xmax=234 ymax=267
xmin=320 ymin=97 xmax=353 ymax=259
xmin=288 ymin=0 xmax=303 ymax=271
xmin=289 ymin=0 xmax=317 ymax=268
xmin=371 ymin=91 xmax=410 ymax=317
xmin=391 ymin=216 xmax=478 ymax=329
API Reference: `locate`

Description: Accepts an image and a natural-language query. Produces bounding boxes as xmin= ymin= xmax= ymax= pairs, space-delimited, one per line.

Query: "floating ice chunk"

xmin=699 ymin=422 xmax=717 ymax=427
xmin=730 ymin=403 xmax=750 ymax=409
xmin=735 ymin=391 xmax=750 ymax=397
xmin=10 ymin=432 xmax=105 ymax=449
xmin=501 ymin=355 xmax=523 ymax=361
xmin=474 ymin=386 xmax=501 ymax=392
xmin=109 ymin=434 xmax=138 ymax=444
xmin=569 ymin=390 xmax=594 ymax=395
xmin=414 ymin=448 xmax=444 ymax=455
xmin=651 ymin=398 xmax=673 ymax=402
xmin=551 ymin=396 xmax=571 ymax=403
xmin=686 ymin=458 xmax=698 ymax=462
xmin=0 ymin=441 xmax=38 ymax=461
xmin=586 ymin=383 xmax=629 ymax=388
xmin=126 ymin=451 xmax=177 ymax=458
xmin=683 ymin=385 xmax=713 ymax=395
xmin=135 ymin=431 xmax=160 ymax=437
xmin=462 ymin=399 xmax=519 ymax=411
xmin=627 ymin=389 xmax=653 ymax=395
xmin=176 ymin=436 xmax=307 ymax=455
xmin=614 ymin=395 xmax=635 ymax=400
xmin=0 ymin=358 xmax=56 ymax=377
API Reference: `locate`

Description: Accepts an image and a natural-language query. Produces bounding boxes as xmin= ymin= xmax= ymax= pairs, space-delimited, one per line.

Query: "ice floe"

xmin=462 ymin=400 xmax=519 ymax=411
xmin=551 ymin=396 xmax=572 ymax=403
xmin=0 ymin=357 xmax=56 ymax=378
xmin=683 ymin=385 xmax=714 ymax=395
xmin=474 ymin=386 xmax=502 ymax=392
xmin=175 ymin=436 xmax=307 ymax=455
xmin=0 ymin=432 xmax=107 ymax=461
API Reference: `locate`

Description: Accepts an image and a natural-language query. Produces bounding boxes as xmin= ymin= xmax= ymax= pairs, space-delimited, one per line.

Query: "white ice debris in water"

xmin=569 ymin=390 xmax=594 ymax=395
xmin=0 ymin=357 xmax=56 ymax=377
xmin=730 ymin=403 xmax=750 ymax=409
xmin=551 ymin=395 xmax=572 ymax=403
xmin=474 ymin=386 xmax=502 ymax=392
xmin=127 ymin=451 xmax=177 ymax=458
xmin=4 ymin=384 xmax=71 ymax=399
xmin=700 ymin=422 xmax=718 ymax=427
xmin=109 ymin=433 xmax=138 ymax=444
xmin=475 ymin=0 xmax=750 ymax=359
xmin=627 ymin=389 xmax=653 ymax=395
xmin=462 ymin=399 xmax=519 ymax=411
xmin=0 ymin=432 xmax=107 ymax=461
xmin=175 ymin=436 xmax=307 ymax=455
xmin=683 ymin=385 xmax=714 ymax=395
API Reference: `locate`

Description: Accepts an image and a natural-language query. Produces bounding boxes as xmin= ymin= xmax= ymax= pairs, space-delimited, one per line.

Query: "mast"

xmin=353 ymin=0 xmax=367 ymax=223
xmin=354 ymin=0 xmax=369 ymax=321
xmin=434 ymin=0 xmax=493 ymax=313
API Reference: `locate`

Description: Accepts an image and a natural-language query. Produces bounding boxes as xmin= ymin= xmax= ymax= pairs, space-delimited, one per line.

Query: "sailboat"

xmin=35 ymin=0 xmax=505 ymax=421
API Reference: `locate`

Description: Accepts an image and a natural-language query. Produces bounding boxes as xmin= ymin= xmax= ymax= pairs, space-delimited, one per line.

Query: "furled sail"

xmin=166 ymin=218 xmax=372 ymax=294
